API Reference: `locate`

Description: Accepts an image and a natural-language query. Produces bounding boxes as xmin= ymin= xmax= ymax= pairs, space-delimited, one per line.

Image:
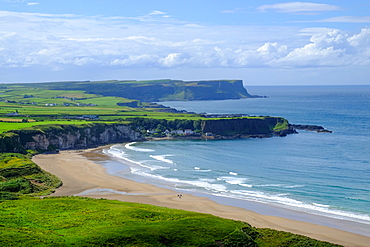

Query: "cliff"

xmin=0 ymin=117 xmax=296 ymax=154
xmin=160 ymin=80 xmax=253 ymax=101
xmin=201 ymin=117 xmax=296 ymax=138
xmin=18 ymin=79 xmax=254 ymax=102
xmin=0 ymin=132 xmax=27 ymax=153
xmin=2 ymin=123 xmax=144 ymax=152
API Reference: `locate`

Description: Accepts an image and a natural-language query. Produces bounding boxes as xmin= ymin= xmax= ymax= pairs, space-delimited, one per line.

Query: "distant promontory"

xmin=25 ymin=79 xmax=257 ymax=102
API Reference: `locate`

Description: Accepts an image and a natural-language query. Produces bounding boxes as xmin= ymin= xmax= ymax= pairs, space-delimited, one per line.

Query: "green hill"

xmin=2 ymin=79 xmax=253 ymax=102
xmin=0 ymin=197 xmax=341 ymax=246
xmin=0 ymin=153 xmax=62 ymax=201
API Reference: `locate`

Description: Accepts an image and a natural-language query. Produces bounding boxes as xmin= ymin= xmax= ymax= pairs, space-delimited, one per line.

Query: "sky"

xmin=0 ymin=0 xmax=370 ymax=85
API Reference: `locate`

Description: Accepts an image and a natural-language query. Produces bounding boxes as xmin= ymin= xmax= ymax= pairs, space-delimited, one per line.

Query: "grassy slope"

xmin=0 ymin=153 xmax=62 ymax=201
xmin=0 ymin=154 xmax=340 ymax=246
xmin=0 ymin=197 xmax=341 ymax=247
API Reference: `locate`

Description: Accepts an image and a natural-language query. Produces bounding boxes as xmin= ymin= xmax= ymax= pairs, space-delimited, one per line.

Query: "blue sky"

xmin=0 ymin=0 xmax=370 ymax=85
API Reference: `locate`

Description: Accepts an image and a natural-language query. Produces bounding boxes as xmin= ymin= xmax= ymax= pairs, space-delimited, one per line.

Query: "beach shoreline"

xmin=32 ymin=146 xmax=370 ymax=247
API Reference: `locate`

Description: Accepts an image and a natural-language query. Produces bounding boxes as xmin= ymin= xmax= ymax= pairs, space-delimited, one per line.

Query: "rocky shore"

xmin=291 ymin=124 xmax=332 ymax=133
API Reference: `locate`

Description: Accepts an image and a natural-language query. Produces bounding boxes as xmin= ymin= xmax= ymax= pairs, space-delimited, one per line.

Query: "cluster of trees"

xmin=129 ymin=118 xmax=203 ymax=134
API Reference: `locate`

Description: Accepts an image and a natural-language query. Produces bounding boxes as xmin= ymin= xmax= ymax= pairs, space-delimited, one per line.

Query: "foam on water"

xmin=125 ymin=142 xmax=154 ymax=152
xmin=106 ymin=147 xmax=142 ymax=166
xmin=254 ymin=184 xmax=305 ymax=189
xmin=240 ymin=183 xmax=253 ymax=188
xmin=150 ymin=154 xmax=175 ymax=164
xmin=130 ymin=168 xmax=228 ymax=192
xmin=219 ymin=190 xmax=370 ymax=224
xmin=219 ymin=176 xmax=248 ymax=185
xmin=106 ymin=148 xmax=168 ymax=171
xmin=194 ymin=167 xmax=212 ymax=172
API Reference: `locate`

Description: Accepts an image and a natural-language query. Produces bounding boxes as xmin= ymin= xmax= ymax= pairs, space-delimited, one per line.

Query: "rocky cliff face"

xmin=201 ymin=117 xmax=296 ymax=137
xmin=0 ymin=132 xmax=26 ymax=153
xmin=14 ymin=123 xmax=144 ymax=151
xmin=1 ymin=118 xmax=299 ymax=154
xmin=180 ymin=80 xmax=252 ymax=100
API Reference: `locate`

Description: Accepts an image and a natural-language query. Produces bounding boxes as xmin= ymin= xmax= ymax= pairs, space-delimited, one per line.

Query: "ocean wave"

xmin=106 ymin=148 xmax=142 ymax=166
xmin=240 ymin=184 xmax=253 ymax=188
xmin=199 ymin=178 xmax=217 ymax=183
xmin=125 ymin=142 xmax=154 ymax=152
xmin=220 ymin=189 xmax=370 ymax=225
xmin=139 ymin=163 xmax=170 ymax=171
xmin=106 ymin=148 xmax=170 ymax=172
xmin=312 ymin=203 xmax=330 ymax=208
xmin=150 ymin=154 xmax=174 ymax=164
xmin=130 ymin=170 xmax=227 ymax=192
xmin=254 ymin=184 xmax=305 ymax=189
xmin=218 ymin=176 xmax=248 ymax=185
xmin=194 ymin=167 xmax=212 ymax=172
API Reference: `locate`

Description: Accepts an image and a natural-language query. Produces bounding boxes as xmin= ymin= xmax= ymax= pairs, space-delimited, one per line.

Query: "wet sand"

xmin=33 ymin=148 xmax=370 ymax=247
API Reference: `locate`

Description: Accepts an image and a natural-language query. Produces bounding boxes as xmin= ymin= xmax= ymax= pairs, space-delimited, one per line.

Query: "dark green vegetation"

xmin=0 ymin=153 xmax=61 ymax=201
xmin=0 ymin=197 xmax=341 ymax=247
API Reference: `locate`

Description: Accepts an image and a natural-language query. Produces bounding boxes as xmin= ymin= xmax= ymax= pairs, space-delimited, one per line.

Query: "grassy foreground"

xmin=0 ymin=143 xmax=340 ymax=246
xmin=0 ymin=197 xmax=341 ymax=247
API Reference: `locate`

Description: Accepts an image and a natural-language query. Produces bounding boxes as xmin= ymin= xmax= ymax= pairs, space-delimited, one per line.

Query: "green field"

xmin=0 ymin=197 xmax=340 ymax=246
xmin=0 ymin=120 xmax=105 ymax=133
xmin=0 ymin=82 xmax=205 ymax=118
xmin=0 ymin=81 xmax=256 ymax=134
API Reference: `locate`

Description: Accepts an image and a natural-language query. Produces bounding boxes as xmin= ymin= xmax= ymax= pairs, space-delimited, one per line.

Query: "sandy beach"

xmin=33 ymin=147 xmax=370 ymax=247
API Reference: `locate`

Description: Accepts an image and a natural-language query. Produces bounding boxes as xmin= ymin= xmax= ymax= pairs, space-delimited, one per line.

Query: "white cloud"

xmin=348 ymin=28 xmax=370 ymax=47
xmin=221 ymin=8 xmax=249 ymax=14
xmin=312 ymin=16 xmax=370 ymax=23
xmin=27 ymin=2 xmax=39 ymax=6
xmin=258 ymin=2 xmax=341 ymax=13
xmin=149 ymin=10 xmax=167 ymax=15
xmin=159 ymin=53 xmax=184 ymax=67
xmin=0 ymin=10 xmax=369 ymax=72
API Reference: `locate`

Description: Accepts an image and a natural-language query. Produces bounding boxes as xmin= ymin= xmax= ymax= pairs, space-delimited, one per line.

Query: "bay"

xmin=103 ymin=85 xmax=370 ymax=233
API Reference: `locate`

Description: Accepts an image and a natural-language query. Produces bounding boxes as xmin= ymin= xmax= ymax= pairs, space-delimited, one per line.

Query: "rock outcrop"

xmin=201 ymin=117 xmax=296 ymax=138
xmin=290 ymin=124 xmax=332 ymax=133
xmin=1 ymin=119 xmax=329 ymax=154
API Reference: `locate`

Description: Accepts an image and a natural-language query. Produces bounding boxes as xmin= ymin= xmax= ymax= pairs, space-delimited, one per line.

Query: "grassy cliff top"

xmin=1 ymin=79 xmax=252 ymax=102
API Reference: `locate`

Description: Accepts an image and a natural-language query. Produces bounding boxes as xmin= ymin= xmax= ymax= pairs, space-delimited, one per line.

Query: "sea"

xmin=101 ymin=85 xmax=370 ymax=235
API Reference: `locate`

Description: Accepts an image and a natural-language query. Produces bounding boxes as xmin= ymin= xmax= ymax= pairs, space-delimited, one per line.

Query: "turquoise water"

xmin=104 ymin=86 xmax=370 ymax=227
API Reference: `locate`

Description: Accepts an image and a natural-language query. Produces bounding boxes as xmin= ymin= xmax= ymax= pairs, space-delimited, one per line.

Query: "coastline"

xmin=32 ymin=146 xmax=370 ymax=247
